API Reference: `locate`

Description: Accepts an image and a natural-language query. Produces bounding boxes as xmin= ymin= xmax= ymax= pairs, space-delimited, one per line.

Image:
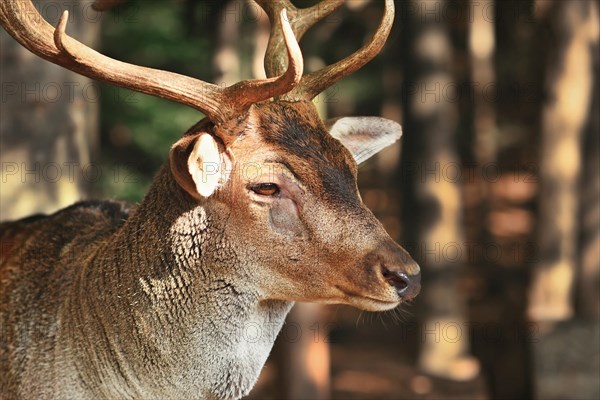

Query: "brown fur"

xmin=1 ymin=101 xmax=419 ymax=399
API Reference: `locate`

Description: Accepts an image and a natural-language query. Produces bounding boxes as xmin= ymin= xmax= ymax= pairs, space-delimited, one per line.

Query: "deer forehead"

xmin=232 ymin=101 xmax=360 ymax=204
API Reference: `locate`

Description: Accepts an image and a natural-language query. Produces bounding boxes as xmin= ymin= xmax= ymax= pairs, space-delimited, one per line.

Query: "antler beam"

xmin=0 ymin=2 xmax=303 ymax=124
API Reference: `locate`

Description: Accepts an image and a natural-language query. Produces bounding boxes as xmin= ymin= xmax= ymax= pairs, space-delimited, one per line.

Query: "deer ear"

xmin=170 ymin=132 xmax=232 ymax=199
xmin=326 ymin=117 xmax=402 ymax=165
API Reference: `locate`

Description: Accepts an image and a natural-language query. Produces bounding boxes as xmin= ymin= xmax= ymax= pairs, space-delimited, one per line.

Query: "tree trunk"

xmin=273 ymin=304 xmax=330 ymax=400
xmin=528 ymin=0 xmax=598 ymax=322
xmin=0 ymin=0 xmax=99 ymax=221
xmin=470 ymin=0 xmax=497 ymax=167
xmin=577 ymin=10 xmax=600 ymax=320
xmin=400 ymin=0 xmax=479 ymax=382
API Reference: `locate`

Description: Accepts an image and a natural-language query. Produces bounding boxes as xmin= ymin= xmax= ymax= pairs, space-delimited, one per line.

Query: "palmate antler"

xmin=0 ymin=1 xmax=302 ymax=124
xmin=255 ymin=0 xmax=395 ymax=101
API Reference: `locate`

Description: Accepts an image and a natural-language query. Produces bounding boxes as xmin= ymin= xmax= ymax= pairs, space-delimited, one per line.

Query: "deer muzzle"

xmin=368 ymin=240 xmax=421 ymax=301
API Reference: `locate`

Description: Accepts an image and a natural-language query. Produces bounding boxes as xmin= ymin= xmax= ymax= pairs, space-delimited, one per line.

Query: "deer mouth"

xmin=350 ymin=295 xmax=401 ymax=312
xmin=334 ymin=284 xmax=401 ymax=311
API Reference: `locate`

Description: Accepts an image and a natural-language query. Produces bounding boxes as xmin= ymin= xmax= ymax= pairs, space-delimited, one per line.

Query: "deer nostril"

xmin=382 ymin=268 xmax=410 ymax=294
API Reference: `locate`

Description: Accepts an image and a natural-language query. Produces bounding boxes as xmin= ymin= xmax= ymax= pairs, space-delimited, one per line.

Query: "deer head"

xmin=0 ymin=0 xmax=420 ymax=312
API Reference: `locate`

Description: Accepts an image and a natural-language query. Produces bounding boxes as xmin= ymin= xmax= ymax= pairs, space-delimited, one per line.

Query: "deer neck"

xmin=69 ymin=165 xmax=292 ymax=398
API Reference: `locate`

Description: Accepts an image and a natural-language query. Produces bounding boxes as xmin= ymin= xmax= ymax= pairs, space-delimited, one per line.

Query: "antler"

xmin=0 ymin=1 xmax=303 ymax=124
xmin=255 ymin=0 xmax=344 ymax=78
xmin=256 ymin=0 xmax=395 ymax=101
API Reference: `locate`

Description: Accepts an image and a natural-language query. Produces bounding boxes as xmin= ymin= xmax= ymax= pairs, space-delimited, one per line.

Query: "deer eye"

xmin=249 ymin=183 xmax=280 ymax=196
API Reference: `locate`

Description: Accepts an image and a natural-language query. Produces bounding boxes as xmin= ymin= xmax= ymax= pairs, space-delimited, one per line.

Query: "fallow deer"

xmin=0 ymin=0 xmax=420 ymax=398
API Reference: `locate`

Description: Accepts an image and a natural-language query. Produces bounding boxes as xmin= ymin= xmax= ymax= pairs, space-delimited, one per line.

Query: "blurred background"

xmin=1 ymin=0 xmax=598 ymax=399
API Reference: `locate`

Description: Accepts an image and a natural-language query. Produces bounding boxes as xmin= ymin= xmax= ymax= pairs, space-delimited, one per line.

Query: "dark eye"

xmin=250 ymin=183 xmax=280 ymax=196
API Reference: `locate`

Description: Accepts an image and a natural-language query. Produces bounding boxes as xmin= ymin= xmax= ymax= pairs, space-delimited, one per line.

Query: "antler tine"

xmin=1 ymin=2 xmax=303 ymax=124
xmin=223 ymin=9 xmax=303 ymax=110
xmin=288 ymin=0 xmax=394 ymax=101
xmin=255 ymin=0 xmax=344 ymax=78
